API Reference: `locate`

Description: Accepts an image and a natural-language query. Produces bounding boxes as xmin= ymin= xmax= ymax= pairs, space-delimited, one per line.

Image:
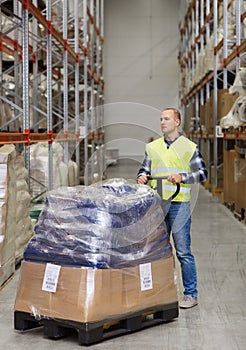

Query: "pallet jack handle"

xmin=149 ymin=175 xmax=180 ymax=201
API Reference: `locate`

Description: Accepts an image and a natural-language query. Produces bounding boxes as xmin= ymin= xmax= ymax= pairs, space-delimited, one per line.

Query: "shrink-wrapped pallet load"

xmin=15 ymin=179 xmax=178 ymax=330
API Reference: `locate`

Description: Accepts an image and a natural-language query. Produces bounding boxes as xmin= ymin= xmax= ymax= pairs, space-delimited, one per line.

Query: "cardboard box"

xmin=204 ymin=97 xmax=214 ymax=133
xmin=203 ymin=90 xmax=238 ymax=133
xmin=184 ymin=102 xmax=195 ymax=133
xmin=14 ymin=257 xmax=178 ymax=324
xmin=218 ymin=89 xmax=238 ymax=120
xmin=234 ymin=152 xmax=246 ymax=212
xmin=122 ymin=257 xmax=177 ymax=312
xmin=205 ymin=90 xmax=222 ymax=132
xmin=223 ymin=149 xmax=237 ymax=204
xmin=199 ymin=104 xmax=206 ymax=127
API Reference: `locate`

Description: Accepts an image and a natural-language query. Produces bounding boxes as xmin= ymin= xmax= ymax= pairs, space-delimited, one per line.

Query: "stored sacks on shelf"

xmin=68 ymin=160 xmax=79 ymax=187
xmin=220 ymin=96 xmax=246 ymax=129
xmin=29 ymin=142 xmax=68 ymax=199
xmin=15 ymin=189 xmax=32 ymax=263
xmin=204 ymin=34 xmax=224 ymax=72
xmin=229 ymin=68 xmax=246 ymax=97
xmin=0 ymin=144 xmax=17 ymax=286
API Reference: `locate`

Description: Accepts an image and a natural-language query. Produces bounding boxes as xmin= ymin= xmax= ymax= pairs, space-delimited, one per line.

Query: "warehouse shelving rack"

xmin=0 ymin=0 xmax=104 ymax=193
xmin=179 ymin=0 xmax=246 ymax=189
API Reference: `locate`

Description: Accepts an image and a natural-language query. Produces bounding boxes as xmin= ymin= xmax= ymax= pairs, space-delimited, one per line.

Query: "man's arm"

xmin=137 ymin=152 xmax=151 ymax=184
xmin=180 ymin=149 xmax=208 ymax=184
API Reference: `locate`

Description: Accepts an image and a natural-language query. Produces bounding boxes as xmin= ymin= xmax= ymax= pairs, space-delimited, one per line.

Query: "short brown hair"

xmin=162 ymin=107 xmax=181 ymax=122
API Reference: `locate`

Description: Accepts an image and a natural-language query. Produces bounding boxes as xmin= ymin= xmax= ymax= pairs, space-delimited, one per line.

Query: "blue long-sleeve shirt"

xmin=137 ymin=136 xmax=208 ymax=184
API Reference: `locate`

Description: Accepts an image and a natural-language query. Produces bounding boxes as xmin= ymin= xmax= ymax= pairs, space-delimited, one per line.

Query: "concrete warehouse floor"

xmin=0 ymin=159 xmax=246 ymax=350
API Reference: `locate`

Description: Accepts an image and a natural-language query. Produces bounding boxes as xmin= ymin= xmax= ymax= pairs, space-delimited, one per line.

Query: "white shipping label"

xmin=42 ymin=263 xmax=61 ymax=293
xmin=139 ymin=262 xmax=153 ymax=291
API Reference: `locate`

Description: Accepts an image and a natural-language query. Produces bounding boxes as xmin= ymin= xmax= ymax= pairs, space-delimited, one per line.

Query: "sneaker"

xmin=179 ymin=296 xmax=198 ymax=309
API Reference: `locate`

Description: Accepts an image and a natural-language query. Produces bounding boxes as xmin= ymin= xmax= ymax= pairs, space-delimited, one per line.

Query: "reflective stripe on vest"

xmin=163 ymin=184 xmax=191 ymax=194
xmin=146 ymin=136 xmax=197 ymax=202
xmin=151 ymin=166 xmax=179 ymax=174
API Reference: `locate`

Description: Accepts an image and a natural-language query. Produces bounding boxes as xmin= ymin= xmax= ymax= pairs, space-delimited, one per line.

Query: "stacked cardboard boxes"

xmin=184 ymin=102 xmax=195 ymax=134
xmin=234 ymin=148 xmax=246 ymax=214
xmin=223 ymin=147 xmax=246 ymax=217
xmin=14 ymin=180 xmax=178 ymax=327
xmin=14 ymin=155 xmax=33 ymax=264
xmin=203 ymin=89 xmax=238 ymax=134
xmin=0 ymin=145 xmax=17 ymax=286
xmin=223 ymin=149 xmax=237 ymax=205
xmin=15 ymin=257 xmax=178 ymax=324
xmin=0 ymin=145 xmax=33 ymax=286
xmin=204 ymin=96 xmax=214 ymax=133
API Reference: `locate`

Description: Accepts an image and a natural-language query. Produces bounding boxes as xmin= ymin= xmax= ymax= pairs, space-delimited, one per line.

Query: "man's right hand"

xmin=137 ymin=175 xmax=149 ymax=184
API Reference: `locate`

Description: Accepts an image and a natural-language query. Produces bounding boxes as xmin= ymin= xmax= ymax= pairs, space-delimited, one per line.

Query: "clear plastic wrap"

xmin=24 ymin=178 xmax=172 ymax=268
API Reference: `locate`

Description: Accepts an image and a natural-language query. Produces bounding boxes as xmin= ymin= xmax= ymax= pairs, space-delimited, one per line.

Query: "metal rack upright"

xmin=0 ymin=0 xmax=105 ymax=194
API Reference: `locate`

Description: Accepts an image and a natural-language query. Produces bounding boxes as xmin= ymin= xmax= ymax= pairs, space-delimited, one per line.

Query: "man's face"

xmin=160 ymin=110 xmax=180 ymax=135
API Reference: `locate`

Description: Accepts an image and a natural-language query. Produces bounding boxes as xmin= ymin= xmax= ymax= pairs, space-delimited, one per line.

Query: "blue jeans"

xmin=164 ymin=201 xmax=198 ymax=298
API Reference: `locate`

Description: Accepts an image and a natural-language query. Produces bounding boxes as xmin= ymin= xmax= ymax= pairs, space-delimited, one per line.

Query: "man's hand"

xmin=167 ymin=174 xmax=182 ymax=184
xmin=137 ymin=175 xmax=149 ymax=184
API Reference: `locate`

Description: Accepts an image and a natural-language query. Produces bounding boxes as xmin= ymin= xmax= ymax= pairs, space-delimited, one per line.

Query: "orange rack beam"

xmin=0 ymin=131 xmax=99 ymax=145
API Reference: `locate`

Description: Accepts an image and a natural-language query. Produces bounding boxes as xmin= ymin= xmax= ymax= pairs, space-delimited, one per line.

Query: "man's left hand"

xmin=167 ymin=174 xmax=182 ymax=184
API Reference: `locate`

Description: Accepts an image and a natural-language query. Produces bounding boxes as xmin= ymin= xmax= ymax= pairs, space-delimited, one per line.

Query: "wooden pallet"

xmin=223 ymin=203 xmax=246 ymax=225
xmin=224 ymin=201 xmax=235 ymax=212
xmin=14 ymin=302 xmax=179 ymax=345
xmin=203 ymin=181 xmax=211 ymax=190
xmin=211 ymin=186 xmax=223 ymax=200
xmin=236 ymin=124 xmax=246 ymax=133
xmin=222 ymin=124 xmax=246 ymax=133
xmin=233 ymin=209 xmax=246 ymax=224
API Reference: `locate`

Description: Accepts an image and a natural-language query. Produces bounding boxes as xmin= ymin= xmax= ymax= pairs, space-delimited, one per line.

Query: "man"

xmin=137 ymin=107 xmax=207 ymax=309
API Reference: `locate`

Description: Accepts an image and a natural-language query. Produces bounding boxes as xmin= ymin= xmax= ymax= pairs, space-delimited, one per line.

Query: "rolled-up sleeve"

xmin=181 ymin=149 xmax=208 ymax=184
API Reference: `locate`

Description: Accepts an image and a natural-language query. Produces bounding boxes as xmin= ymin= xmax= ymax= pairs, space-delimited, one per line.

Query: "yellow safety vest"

xmin=146 ymin=136 xmax=197 ymax=202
